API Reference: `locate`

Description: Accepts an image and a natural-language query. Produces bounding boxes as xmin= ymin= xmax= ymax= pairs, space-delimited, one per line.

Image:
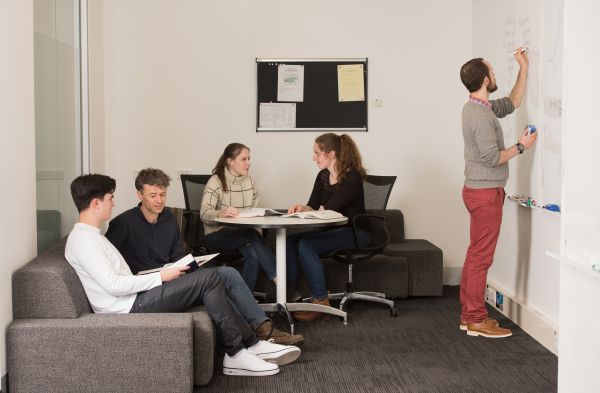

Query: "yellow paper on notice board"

xmin=337 ymin=64 xmax=365 ymax=102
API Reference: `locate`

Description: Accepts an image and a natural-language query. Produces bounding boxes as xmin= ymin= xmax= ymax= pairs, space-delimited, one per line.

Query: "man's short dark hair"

xmin=135 ymin=168 xmax=171 ymax=191
xmin=70 ymin=174 xmax=116 ymax=213
xmin=460 ymin=58 xmax=489 ymax=93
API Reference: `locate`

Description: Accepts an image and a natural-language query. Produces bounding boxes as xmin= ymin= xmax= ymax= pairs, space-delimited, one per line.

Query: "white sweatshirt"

xmin=65 ymin=223 xmax=162 ymax=313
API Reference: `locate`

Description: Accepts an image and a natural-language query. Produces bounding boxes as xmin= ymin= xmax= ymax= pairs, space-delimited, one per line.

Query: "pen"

xmin=509 ymin=47 xmax=528 ymax=56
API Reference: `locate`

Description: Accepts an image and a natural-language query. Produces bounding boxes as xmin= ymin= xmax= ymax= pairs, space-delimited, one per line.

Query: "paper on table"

xmin=237 ymin=208 xmax=284 ymax=218
xmin=281 ymin=210 xmax=345 ymax=220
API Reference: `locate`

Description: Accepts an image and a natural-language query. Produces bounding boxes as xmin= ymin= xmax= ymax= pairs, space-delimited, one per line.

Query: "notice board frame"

xmin=256 ymin=58 xmax=368 ymax=132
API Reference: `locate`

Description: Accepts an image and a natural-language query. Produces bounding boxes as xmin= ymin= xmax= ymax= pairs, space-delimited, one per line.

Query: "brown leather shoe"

xmin=467 ymin=319 xmax=512 ymax=338
xmin=460 ymin=318 xmax=498 ymax=331
xmin=269 ymin=328 xmax=305 ymax=346
xmin=293 ymin=297 xmax=331 ymax=322
xmin=255 ymin=320 xmax=305 ymax=345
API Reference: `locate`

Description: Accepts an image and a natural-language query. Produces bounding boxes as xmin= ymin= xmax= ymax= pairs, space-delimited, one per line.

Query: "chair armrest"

xmin=350 ymin=213 xmax=388 ymax=250
xmin=8 ymin=313 xmax=194 ymax=393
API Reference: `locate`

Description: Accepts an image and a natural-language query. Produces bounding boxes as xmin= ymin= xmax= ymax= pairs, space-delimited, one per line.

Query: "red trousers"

xmin=460 ymin=186 xmax=505 ymax=323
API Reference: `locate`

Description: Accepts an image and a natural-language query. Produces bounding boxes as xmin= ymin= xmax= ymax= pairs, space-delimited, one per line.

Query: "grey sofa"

xmin=8 ymin=238 xmax=215 ymax=393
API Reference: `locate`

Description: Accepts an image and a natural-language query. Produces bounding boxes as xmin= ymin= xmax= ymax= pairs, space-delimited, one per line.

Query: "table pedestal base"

xmin=259 ymin=302 xmax=348 ymax=334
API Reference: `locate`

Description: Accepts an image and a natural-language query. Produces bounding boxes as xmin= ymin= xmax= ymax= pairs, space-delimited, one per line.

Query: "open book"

xmin=236 ymin=208 xmax=284 ymax=218
xmin=281 ymin=210 xmax=345 ymax=220
xmin=137 ymin=253 xmax=220 ymax=275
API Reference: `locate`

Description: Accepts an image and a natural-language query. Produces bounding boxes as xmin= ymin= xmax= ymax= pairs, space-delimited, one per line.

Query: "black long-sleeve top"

xmin=307 ymin=169 xmax=366 ymax=222
xmin=105 ymin=204 xmax=186 ymax=274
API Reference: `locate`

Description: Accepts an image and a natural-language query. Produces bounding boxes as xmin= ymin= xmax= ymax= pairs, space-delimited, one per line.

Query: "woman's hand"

xmin=288 ymin=204 xmax=311 ymax=214
xmin=218 ymin=207 xmax=239 ymax=218
xmin=160 ymin=266 xmax=189 ymax=282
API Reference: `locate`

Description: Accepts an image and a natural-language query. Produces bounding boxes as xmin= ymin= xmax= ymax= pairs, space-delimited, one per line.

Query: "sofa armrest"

xmin=8 ymin=313 xmax=194 ymax=393
xmin=384 ymin=209 xmax=405 ymax=243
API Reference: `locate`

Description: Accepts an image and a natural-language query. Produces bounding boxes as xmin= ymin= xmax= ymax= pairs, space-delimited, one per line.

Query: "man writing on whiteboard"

xmin=458 ymin=48 xmax=537 ymax=338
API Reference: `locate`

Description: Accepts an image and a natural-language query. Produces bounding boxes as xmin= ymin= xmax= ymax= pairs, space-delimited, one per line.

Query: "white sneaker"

xmin=248 ymin=340 xmax=301 ymax=366
xmin=223 ymin=348 xmax=280 ymax=376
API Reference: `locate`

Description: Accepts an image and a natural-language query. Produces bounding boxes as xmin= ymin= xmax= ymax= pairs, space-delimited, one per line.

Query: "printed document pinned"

xmin=259 ymin=103 xmax=296 ymax=128
xmin=337 ymin=64 xmax=365 ymax=102
xmin=277 ymin=64 xmax=304 ymax=102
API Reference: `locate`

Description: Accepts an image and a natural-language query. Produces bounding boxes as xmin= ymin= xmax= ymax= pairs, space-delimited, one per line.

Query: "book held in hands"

xmin=137 ymin=253 xmax=220 ymax=275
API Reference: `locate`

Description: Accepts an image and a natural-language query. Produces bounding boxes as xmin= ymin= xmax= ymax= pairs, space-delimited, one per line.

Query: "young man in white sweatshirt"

xmin=65 ymin=173 xmax=300 ymax=376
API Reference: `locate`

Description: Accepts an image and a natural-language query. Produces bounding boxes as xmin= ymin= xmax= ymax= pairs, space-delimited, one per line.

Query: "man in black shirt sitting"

xmin=106 ymin=168 xmax=304 ymax=346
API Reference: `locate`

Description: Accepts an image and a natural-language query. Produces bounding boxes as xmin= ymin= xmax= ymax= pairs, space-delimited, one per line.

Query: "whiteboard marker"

xmin=509 ymin=47 xmax=528 ymax=56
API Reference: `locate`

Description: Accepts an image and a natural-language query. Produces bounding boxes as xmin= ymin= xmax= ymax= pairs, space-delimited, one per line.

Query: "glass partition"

xmin=34 ymin=0 xmax=84 ymax=253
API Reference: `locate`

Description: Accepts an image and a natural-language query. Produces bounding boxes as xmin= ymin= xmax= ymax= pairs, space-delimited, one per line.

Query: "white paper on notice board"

xmin=259 ymin=103 xmax=296 ymax=128
xmin=277 ymin=64 xmax=304 ymax=102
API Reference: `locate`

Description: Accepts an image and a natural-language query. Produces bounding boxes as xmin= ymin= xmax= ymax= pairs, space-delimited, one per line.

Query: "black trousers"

xmin=130 ymin=267 xmax=257 ymax=355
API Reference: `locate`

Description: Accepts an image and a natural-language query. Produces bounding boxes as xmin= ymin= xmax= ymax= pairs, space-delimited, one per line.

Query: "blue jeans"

xmin=204 ymin=227 xmax=277 ymax=291
xmin=217 ymin=266 xmax=268 ymax=329
xmin=286 ymin=226 xmax=370 ymax=300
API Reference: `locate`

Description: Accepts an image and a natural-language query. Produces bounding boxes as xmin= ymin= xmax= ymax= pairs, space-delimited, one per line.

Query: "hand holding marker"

xmin=526 ymin=125 xmax=536 ymax=135
xmin=509 ymin=47 xmax=528 ymax=56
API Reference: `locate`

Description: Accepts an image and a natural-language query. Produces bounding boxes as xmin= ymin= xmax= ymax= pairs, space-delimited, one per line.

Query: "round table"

xmin=215 ymin=215 xmax=348 ymax=332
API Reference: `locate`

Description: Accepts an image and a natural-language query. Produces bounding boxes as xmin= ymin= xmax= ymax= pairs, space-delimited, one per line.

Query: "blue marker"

xmin=526 ymin=125 xmax=536 ymax=135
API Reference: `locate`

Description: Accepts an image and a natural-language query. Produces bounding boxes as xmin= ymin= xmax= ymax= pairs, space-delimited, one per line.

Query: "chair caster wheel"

xmin=390 ymin=307 xmax=398 ymax=317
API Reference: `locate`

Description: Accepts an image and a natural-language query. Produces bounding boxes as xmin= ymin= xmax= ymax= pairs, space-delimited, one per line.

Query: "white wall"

xmin=0 ymin=0 xmax=37 ymax=385
xmin=92 ymin=0 xmax=473 ymax=273
xmin=558 ymin=1 xmax=600 ymax=391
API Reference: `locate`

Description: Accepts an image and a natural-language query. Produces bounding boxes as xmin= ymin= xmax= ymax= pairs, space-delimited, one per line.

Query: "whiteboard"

xmin=473 ymin=0 xmax=563 ymax=207
xmin=472 ymin=0 xmax=564 ymax=327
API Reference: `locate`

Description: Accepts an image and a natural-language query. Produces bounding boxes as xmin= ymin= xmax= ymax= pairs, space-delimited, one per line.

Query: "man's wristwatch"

xmin=516 ymin=142 xmax=525 ymax=154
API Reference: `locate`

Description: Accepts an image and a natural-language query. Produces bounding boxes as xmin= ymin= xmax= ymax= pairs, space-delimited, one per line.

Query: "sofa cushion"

xmin=384 ymin=239 xmax=443 ymax=296
xmin=13 ymin=238 xmax=92 ymax=319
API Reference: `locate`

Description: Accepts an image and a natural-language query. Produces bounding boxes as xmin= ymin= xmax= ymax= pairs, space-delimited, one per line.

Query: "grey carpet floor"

xmin=196 ymin=286 xmax=557 ymax=392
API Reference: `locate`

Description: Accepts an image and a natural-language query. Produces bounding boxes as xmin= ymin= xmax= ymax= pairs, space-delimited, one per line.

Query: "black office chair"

xmin=326 ymin=175 xmax=398 ymax=316
xmin=180 ymin=174 xmax=212 ymax=256
xmin=180 ymin=174 xmax=267 ymax=298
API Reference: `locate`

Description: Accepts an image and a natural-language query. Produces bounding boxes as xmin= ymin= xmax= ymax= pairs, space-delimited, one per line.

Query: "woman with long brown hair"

xmin=200 ymin=143 xmax=277 ymax=292
xmin=286 ymin=133 xmax=370 ymax=321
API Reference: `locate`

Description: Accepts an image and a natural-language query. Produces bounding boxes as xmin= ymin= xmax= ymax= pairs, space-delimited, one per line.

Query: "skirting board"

xmin=1 ymin=371 xmax=7 ymax=392
xmin=486 ymin=279 xmax=558 ymax=354
xmin=443 ymin=267 xmax=462 ymax=286
xmin=444 ymin=268 xmax=558 ymax=354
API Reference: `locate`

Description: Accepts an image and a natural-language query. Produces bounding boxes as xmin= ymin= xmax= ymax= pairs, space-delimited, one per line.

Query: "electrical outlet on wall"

xmin=495 ymin=291 xmax=504 ymax=311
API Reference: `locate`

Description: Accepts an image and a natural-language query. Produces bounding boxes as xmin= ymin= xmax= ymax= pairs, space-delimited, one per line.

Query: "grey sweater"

xmin=462 ymin=97 xmax=515 ymax=188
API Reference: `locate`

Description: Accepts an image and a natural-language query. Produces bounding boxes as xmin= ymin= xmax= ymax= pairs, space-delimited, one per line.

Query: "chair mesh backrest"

xmin=363 ymin=175 xmax=396 ymax=213
xmin=181 ymin=175 xmax=212 ymax=211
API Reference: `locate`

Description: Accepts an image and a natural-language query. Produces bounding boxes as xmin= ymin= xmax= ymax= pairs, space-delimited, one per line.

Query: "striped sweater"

xmin=200 ymin=168 xmax=259 ymax=235
xmin=462 ymin=96 xmax=515 ymax=188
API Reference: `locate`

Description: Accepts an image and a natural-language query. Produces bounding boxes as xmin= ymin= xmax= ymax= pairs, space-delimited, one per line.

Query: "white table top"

xmin=215 ymin=215 xmax=348 ymax=229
